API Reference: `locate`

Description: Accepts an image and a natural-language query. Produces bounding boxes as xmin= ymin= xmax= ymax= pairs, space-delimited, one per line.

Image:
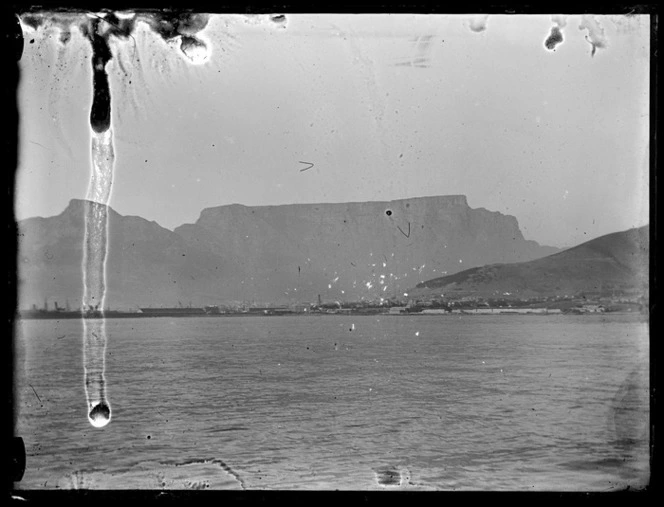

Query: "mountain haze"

xmin=17 ymin=195 xmax=558 ymax=309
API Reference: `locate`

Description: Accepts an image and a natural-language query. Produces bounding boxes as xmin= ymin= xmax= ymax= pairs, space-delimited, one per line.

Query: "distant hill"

xmin=410 ymin=225 xmax=649 ymax=300
xmin=17 ymin=195 xmax=558 ymax=309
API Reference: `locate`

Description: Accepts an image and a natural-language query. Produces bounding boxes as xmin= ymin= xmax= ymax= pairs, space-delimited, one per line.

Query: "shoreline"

xmin=14 ymin=310 xmax=645 ymax=321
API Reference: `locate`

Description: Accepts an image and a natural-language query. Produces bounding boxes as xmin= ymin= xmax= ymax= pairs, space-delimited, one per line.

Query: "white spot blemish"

xmin=469 ymin=14 xmax=489 ymax=32
xmin=552 ymin=15 xmax=568 ymax=29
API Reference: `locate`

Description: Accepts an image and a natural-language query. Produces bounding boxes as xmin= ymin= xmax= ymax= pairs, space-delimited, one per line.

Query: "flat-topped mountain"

xmin=410 ymin=225 xmax=649 ymax=300
xmin=17 ymin=195 xmax=558 ymax=309
xmin=174 ymin=195 xmax=557 ymax=303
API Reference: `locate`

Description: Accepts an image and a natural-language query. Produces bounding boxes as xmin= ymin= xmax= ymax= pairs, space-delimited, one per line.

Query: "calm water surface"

xmin=14 ymin=314 xmax=650 ymax=490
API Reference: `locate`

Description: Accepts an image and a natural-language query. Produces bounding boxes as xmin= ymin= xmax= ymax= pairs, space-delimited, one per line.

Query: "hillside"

xmin=410 ymin=225 xmax=649 ymax=300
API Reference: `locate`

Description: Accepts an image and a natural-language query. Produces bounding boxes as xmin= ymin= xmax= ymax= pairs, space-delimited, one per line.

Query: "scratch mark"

xmin=393 ymin=34 xmax=434 ymax=68
xmin=29 ymin=140 xmax=49 ymax=150
xmin=397 ymin=222 xmax=411 ymax=238
xmin=29 ymin=384 xmax=42 ymax=403
xmin=298 ymin=161 xmax=314 ymax=172
xmin=56 ymin=334 xmax=67 ymax=340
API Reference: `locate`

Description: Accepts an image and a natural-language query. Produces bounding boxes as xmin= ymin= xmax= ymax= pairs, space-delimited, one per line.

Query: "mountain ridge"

xmin=18 ymin=195 xmax=560 ymax=309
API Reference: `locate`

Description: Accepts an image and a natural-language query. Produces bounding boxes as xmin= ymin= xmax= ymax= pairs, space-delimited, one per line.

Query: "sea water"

xmin=14 ymin=313 xmax=650 ymax=490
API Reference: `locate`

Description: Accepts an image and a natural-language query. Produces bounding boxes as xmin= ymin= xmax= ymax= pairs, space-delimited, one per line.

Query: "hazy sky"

xmin=16 ymin=13 xmax=649 ymax=247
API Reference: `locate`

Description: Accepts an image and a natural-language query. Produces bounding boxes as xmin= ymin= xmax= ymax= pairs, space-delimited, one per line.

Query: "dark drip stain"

xmin=144 ymin=12 xmax=210 ymax=41
xmin=97 ymin=12 xmax=137 ymax=39
xmin=59 ymin=30 xmax=71 ymax=45
xmin=545 ymin=26 xmax=564 ymax=51
xmin=374 ymin=467 xmax=402 ymax=486
xmin=81 ymin=19 xmax=112 ymax=133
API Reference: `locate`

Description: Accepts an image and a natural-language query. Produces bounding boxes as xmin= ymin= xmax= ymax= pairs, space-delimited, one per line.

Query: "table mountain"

xmin=17 ymin=195 xmax=558 ymax=309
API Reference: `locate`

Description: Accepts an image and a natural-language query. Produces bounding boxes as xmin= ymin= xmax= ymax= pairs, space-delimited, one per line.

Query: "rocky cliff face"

xmin=17 ymin=195 xmax=558 ymax=309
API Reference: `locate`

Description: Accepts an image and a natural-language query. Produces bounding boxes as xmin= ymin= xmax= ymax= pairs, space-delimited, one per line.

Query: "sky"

xmin=15 ymin=13 xmax=650 ymax=248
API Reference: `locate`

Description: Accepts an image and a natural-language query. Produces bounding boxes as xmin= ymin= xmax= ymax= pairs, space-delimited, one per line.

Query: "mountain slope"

xmin=411 ymin=225 xmax=649 ymax=299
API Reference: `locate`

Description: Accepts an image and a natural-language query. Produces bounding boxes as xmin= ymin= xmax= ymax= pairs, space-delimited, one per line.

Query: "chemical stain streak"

xmin=578 ymin=15 xmax=608 ymax=57
xmin=19 ymin=11 xmax=214 ymax=429
xmin=80 ymin=14 xmax=120 ymax=429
